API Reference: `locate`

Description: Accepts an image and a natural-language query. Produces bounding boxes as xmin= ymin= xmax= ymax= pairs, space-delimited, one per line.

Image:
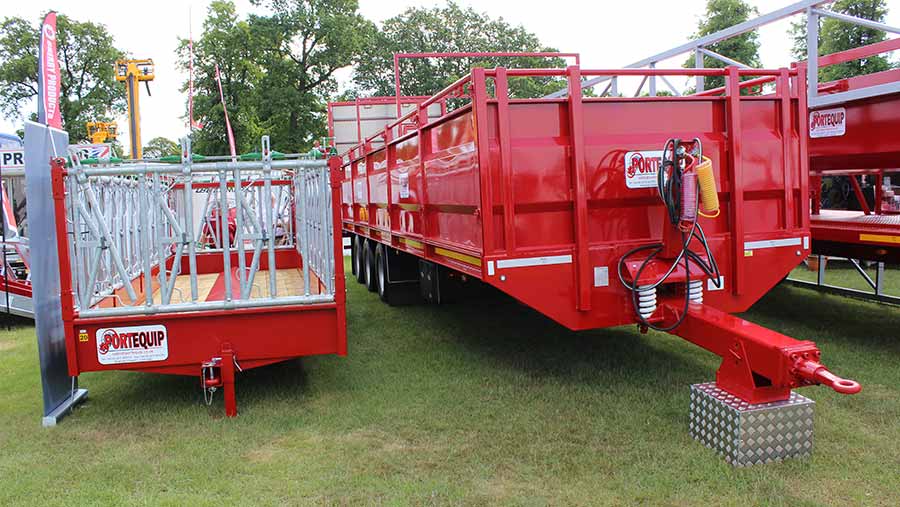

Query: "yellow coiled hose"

xmin=695 ymin=156 xmax=719 ymax=218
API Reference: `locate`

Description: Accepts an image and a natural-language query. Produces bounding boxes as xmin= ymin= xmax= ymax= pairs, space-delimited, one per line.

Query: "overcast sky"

xmin=2 ymin=0 xmax=898 ymax=147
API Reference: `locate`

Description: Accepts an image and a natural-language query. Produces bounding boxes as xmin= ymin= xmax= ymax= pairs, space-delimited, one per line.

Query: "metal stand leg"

xmin=220 ymin=346 xmax=237 ymax=417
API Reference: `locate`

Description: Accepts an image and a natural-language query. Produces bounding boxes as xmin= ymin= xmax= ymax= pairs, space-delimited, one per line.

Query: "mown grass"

xmin=789 ymin=259 xmax=900 ymax=296
xmin=0 ymin=259 xmax=898 ymax=506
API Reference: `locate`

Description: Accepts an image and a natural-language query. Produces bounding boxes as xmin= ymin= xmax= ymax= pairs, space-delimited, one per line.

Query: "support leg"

xmin=220 ymin=346 xmax=237 ymax=417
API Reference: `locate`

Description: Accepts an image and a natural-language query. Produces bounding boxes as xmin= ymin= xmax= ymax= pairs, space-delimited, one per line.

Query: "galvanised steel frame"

xmin=49 ymin=136 xmax=347 ymax=416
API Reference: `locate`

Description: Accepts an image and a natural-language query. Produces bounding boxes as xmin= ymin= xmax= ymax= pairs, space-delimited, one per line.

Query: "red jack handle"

xmin=794 ymin=360 xmax=862 ymax=395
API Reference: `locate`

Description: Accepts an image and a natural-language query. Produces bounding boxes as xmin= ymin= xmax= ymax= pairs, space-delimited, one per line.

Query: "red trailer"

xmin=337 ymin=64 xmax=861 ymax=408
xmin=39 ymin=136 xmax=346 ymax=417
xmin=806 ymin=39 xmax=900 ymax=265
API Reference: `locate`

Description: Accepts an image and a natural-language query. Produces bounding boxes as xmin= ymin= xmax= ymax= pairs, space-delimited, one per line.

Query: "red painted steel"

xmin=393 ymin=52 xmax=580 ymax=117
xmin=805 ymin=40 xmax=900 ymax=262
xmin=49 ymin=157 xmax=348 ymax=416
xmin=337 ymin=64 xmax=860 ymax=404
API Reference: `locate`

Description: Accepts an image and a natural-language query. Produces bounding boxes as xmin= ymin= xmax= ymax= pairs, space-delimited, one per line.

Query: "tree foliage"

xmin=142 ymin=136 xmax=180 ymax=158
xmin=177 ymin=0 xmax=373 ymax=155
xmin=790 ymin=0 xmax=892 ymax=81
xmin=0 ymin=13 xmax=125 ymax=142
xmin=685 ymin=0 xmax=761 ymax=90
xmin=351 ymin=1 xmax=567 ymax=99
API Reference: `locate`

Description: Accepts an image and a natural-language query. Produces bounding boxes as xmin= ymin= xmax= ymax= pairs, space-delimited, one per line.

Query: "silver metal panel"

xmin=809 ymin=81 xmax=900 ymax=108
xmin=689 ymin=383 xmax=815 ymax=466
xmin=496 ymin=254 xmax=572 ymax=269
xmin=593 ymin=266 xmax=609 ymax=287
xmin=0 ymin=289 xmax=34 ymax=318
xmin=25 ymin=120 xmax=87 ymax=423
xmin=744 ymin=237 xmax=803 ymax=250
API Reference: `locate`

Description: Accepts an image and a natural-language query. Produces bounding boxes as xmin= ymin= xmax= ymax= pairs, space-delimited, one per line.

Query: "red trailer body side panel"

xmin=342 ymin=69 xmax=807 ymax=331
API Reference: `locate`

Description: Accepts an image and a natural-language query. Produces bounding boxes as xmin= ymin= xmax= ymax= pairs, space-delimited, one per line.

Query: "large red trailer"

xmin=33 ymin=135 xmax=346 ymax=418
xmin=337 ymin=64 xmax=861 ymax=410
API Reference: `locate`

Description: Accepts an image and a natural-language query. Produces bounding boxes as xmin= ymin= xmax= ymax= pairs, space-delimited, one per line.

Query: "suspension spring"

xmin=688 ymin=279 xmax=704 ymax=304
xmin=637 ymin=286 xmax=657 ymax=319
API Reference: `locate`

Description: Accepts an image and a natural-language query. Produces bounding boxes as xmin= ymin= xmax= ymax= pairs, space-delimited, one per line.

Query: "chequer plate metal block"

xmin=689 ymin=382 xmax=815 ymax=467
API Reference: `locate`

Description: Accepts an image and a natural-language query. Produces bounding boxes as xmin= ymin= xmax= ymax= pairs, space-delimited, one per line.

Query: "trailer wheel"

xmin=375 ymin=244 xmax=391 ymax=302
xmin=354 ymin=236 xmax=366 ymax=284
xmin=364 ymin=240 xmax=378 ymax=292
xmin=350 ymin=234 xmax=358 ymax=278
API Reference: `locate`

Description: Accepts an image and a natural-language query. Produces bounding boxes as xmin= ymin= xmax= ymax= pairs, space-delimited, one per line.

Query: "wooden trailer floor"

xmin=152 ymin=268 xmax=322 ymax=304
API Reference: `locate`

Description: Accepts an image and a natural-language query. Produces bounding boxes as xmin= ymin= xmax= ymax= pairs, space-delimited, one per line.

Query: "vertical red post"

xmin=494 ymin=67 xmax=516 ymax=253
xmin=384 ymin=126 xmax=395 ymax=237
xmin=220 ymin=346 xmax=237 ymax=417
xmin=329 ymin=156 xmax=348 ymax=356
xmin=778 ymin=68 xmax=794 ymax=230
xmin=725 ymin=66 xmax=745 ymax=296
xmin=796 ymin=63 xmax=811 ymax=229
xmin=471 ymin=68 xmax=495 ymax=255
xmin=50 ymin=158 xmax=80 ymax=376
xmin=416 ymin=103 xmax=431 ymax=244
xmin=394 ymin=54 xmax=402 ymax=119
xmin=875 ymin=171 xmax=883 ymax=214
xmin=566 ymin=66 xmax=591 ymax=312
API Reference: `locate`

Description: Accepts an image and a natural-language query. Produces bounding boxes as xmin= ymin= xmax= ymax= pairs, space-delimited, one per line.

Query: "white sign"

xmin=809 ymin=107 xmax=846 ymax=138
xmin=398 ymin=171 xmax=410 ymax=198
xmin=0 ymin=149 xmax=24 ymax=170
xmin=624 ymin=150 xmax=663 ymax=189
xmin=96 ymin=325 xmax=168 ymax=365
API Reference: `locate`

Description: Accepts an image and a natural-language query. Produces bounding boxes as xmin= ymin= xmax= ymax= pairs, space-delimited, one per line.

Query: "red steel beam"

xmin=393 ymin=51 xmax=580 ymax=117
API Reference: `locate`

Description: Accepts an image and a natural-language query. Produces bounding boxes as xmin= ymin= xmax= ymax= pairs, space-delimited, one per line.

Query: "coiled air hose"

xmin=695 ymin=156 xmax=720 ymax=218
xmin=617 ymin=139 xmax=722 ymax=332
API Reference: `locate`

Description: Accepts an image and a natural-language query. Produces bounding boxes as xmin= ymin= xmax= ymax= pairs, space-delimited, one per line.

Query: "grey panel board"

xmin=24 ymin=120 xmax=85 ymax=423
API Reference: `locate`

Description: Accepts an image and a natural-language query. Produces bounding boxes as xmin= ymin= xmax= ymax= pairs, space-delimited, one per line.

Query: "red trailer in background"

xmin=335 ymin=63 xmax=861 ymax=409
xmin=806 ymin=39 xmax=900 ymax=266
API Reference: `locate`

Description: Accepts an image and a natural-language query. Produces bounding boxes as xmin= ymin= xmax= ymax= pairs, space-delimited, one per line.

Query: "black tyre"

xmin=354 ymin=236 xmax=366 ymax=284
xmin=364 ymin=240 xmax=377 ymax=292
xmin=376 ymin=245 xmax=391 ymax=302
xmin=350 ymin=235 xmax=358 ymax=278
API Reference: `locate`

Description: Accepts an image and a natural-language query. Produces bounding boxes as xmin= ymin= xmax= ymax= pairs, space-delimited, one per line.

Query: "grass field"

xmin=0 ymin=259 xmax=898 ymax=506
xmin=789 ymin=259 xmax=900 ymax=297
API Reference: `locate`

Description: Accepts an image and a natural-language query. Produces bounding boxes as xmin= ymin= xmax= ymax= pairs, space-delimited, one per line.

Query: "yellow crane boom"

xmin=115 ymin=58 xmax=154 ymax=159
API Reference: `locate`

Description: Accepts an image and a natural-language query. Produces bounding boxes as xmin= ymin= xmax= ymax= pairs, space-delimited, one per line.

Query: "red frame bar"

xmin=726 ymin=66 xmax=745 ymax=296
xmin=393 ymin=51 xmax=580 ymax=117
xmin=566 ymin=66 xmax=591 ymax=311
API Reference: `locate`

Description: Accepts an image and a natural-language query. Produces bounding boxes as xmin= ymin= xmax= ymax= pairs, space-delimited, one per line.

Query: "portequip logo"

xmin=624 ymin=150 xmax=664 ymax=189
xmin=809 ymin=107 xmax=846 ymax=138
xmin=96 ymin=325 xmax=168 ymax=365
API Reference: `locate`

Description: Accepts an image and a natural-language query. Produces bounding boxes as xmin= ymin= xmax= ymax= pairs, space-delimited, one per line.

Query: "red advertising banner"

xmin=38 ymin=12 xmax=62 ymax=129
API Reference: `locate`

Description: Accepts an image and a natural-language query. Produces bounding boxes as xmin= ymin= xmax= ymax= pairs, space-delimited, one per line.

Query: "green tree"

xmin=177 ymin=0 xmax=373 ymax=155
xmin=685 ymin=0 xmax=761 ymax=90
xmin=790 ymin=0 xmax=891 ymax=81
xmin=176 ymin=1 xmax=263 ymax=155
xmin=351 ymin=1 xmax=566 ymax=99
xmin=142 ymin=136 xmax=180 ymax=158
xmin=249 ymin=0 xmax=375 ymax=151
xmin=0 ymin=14 xmax=125 ymax=142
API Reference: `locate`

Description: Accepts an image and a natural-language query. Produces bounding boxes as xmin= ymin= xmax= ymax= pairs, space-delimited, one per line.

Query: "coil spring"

xmin=688 ymin=280 xmax=704 ymax=304
xmin=637 ymin=286 xmax=657 ymax=320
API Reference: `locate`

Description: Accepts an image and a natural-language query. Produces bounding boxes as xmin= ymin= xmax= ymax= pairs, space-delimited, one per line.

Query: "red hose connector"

xmin=794 ymin=359 xmax=861 ymax=394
